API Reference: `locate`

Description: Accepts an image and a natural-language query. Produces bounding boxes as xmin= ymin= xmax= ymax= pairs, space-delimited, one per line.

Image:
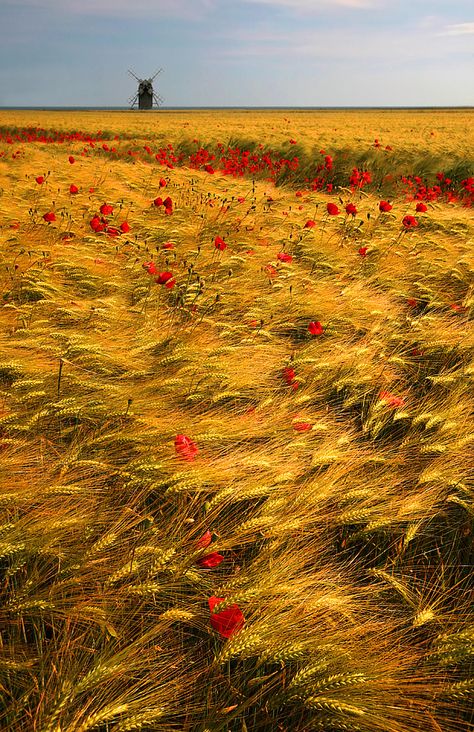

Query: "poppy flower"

xmin=107 ymin=227 xmax=120 ymax=238
xmin=277 ymin=252 xmax=293 ymax=263
xmin=283 ymin=366 xmax=296 ymax=385
xmin=162 ymin=242 xmax=174 ymax=249
xmin=327 ymin=203 xmax=339 ymax=216
xmin=304 ymin=219 xmax=316 ymax=229
xmin=43 ymin=211 xmax=56 ymax=222
xmin=159 ymin=178 xmax=167 ymax=187
xmin=155 ymin=271 xmax=175 ymax=288
xmin=402 ymin=215 xmax=418 ymax=229
xmin=163 ymin=196 xmax=173 ymax=209
xmin=379 ymin=201 xmax=393 ymax=212
xmin=379 ymin=391 xmax=404 ymax=408
xmin=142 ymin=261 xmax=158 ymax=275
xmin=90 ymin=215 xmax=105 ymax=232
xmin=69 ymin=184 xmax=79 ymax=194
xmin=215 ymin=236 xmax=227 ymax=251
xmin=415 ymin=202 xmax=427 ymax=213
xmin=154 ymin=196 xmax=163 ymax=207
xmin=35 ymin=176 xmax=45 ymax=185
xmin=358 ymin=247 xmax=368 ymax=257
xmin=208 ymin=596 xmax=245 ymax=638
xmin=68 ymin=155 xmax=75 ymax=164
xmin=345 ymin=203 xmax=357 ymax=216
xmin=120 ymin=221 xmax=131 ymax=233
xmin=308 ymin=321 xmax=324 ymax=336
xmin=197 ymin=552 xmax=224 ymax=568
xmin=175 ymin=434 xmax=198 ymax=461
xmin=196 ymin=530 xmax=212 ymax=549
xmin=293 ymin=422 xmax=312 ymax=431
xmin=100 ymin=203 xmax=113 ymax=216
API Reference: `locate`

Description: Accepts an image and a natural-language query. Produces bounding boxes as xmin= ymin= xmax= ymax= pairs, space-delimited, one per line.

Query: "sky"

xmin=0 ymin=0 xmax=473 ymax=107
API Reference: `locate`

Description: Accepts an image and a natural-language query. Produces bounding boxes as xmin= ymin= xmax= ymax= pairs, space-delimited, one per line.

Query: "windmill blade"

xmin=151 ymin=68 xmax=163 ymax=81
xmin=153 ymin=93 xmax=164 ymax=107
xmin=129 ymin=94 xmax=139 ymax=108
xmin=128 ymin=68 xmax=141 ymax=82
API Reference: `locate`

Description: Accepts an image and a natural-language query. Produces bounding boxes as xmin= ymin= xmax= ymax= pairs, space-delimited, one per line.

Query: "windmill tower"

xmin=128 ymin=69 xmax=164 ymax=110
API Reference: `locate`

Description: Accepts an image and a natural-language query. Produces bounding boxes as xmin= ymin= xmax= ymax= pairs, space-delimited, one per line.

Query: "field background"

xmin=0 ymin=109 xmax=473 ymax=732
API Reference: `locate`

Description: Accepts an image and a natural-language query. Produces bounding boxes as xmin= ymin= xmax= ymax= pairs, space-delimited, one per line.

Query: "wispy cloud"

xmin=243 ymin=0 xmax=377 ymax=10
xmin=0 ymin=0 xmax=216 ymax=19
xmin=439 ymin=22 xmax=474 ymax=36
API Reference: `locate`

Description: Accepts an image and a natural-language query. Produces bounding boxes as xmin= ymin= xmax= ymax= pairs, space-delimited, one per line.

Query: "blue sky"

xmin=0 ymin=0 xmax=473 ymax=107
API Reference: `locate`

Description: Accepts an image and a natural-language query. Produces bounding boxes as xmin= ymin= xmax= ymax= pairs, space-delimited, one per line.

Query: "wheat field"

xmin=0 ymin=108 xmax=473 ymax=732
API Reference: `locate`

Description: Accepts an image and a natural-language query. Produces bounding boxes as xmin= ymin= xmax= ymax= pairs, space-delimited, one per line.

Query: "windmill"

xmin=128 ymin=69 xmax=164 ymax=110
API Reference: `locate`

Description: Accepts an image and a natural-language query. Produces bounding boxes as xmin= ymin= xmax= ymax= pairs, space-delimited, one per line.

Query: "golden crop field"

xmin=0 ymin=109 xmax=473 ymax=732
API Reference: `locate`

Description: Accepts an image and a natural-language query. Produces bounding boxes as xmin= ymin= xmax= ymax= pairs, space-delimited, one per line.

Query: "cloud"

xmin=243 ymin=0 xmax=377 ymax=10
xmin=440 ymin=22 xmax=474 ymax=36
xmin=0 ymin=0 xmax=216 ymax=19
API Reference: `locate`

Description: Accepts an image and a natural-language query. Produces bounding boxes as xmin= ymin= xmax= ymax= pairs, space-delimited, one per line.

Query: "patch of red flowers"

xmin=120 ymin=221 xmax=131 ymax=233
xmin=43 ymin=211 xmax=56 ymax=222
xmin=208 ymin=596 xmax=245 ymax=638
xmin=345 ymin=203 xmax=357 ymax=216
xmin=402 ymin=215 xmax=418 ymax=229
xmin=358 ymin=247 xmax=368 ymax=257
xmin=415 ymin=202 xmax=427 ymax=213
xmin=379 ymin=201 xmax=393 ymax=213
xmin=327 ymin=202 xmax=339 ymax=216
xmin=100 ymin=203 xmax=113 ymax=216
xmin=143 ymin=261 xmax=158 ymax=275
xmin=175 ymin=434 xmax=198 ymax=461
xmin=214 ymin=236 xmax=227 ymax=251
xmin=379 ymin=391 xmax=405 ymax=408
xmin=196 ymin=530 xmax=212 ymax=549
xmin=304 ymin=219 xmax=316 ymax=229
xmin=277 ymin=252 xmax=293 ymax=263
xmin=155 ymin=271 xmax=176 ymax=288
xmin=197 ymin=552 xmax=224 ymax=568
xmin=68 ymin=155 xmax=75 ymax=164
xmin=35 ymin=176 xmax=45 ymax=185
xmin=69 ymin=184 xmax=79 ymax=194
xmin=308 ymin=321 xmax=324 ymax=336
xmin=293 ymin=422 xmax=312 ymax=432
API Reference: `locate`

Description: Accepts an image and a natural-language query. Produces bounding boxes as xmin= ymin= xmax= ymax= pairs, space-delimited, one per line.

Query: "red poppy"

xmin=358 ymin=247 xmax=368 ymax=257
xmin=43 ymin=211 xmax=56 ymax=222
xmin=196 ymin=530 xmax=212 ymax=549
xmin=197 ymin=552 xmax=224 ymax=568
xmin=379 ymin=391 xmax=404 ymax=408
xmin=308 ymin=321 xmax=324 ymax=336
xmin=208 ymin=596 xmax=245 ymax=638
xmin=159 ymin=178 xmax=167 ymax=187
xmin=415 ymin=202 xmax=427 ymax=213
xmin=120 ymin=221 xmax=131 ymax=233
xmin=402 ymin=215 xmax=418 ymax=229
xmin=107 ymin=227 xmax=120 ymax=238
xmin=215 ymin=236 xmax=227 ymax=251
xmin=345 ymin=203 xmax=357 ymax=216
xmin=155 ymin=271 xmax=175 ymax=288
xmin=327 ymin=202 xmax=339 ymax=216
xmin=304 ymin=219 xmax=316 ymax=229
xmin=142 ymin=261 xmax=158 ymax=275
xmin=293 ymin=422 xmax=312 ymax=431
xmin=277 ymin=252 xmax=293 ymax=263
xmin=35 ymin=176 xmax=45 ymax=185
xmin=68 ymin=155 xmax=75 ymax=164
xmin=90 ymin=215 xmax=105 ymax=232
xmin=175 ymin=434 xmax=198 ymax=461
xmin=379 ymin=201 xmax=393 ymax=212
xmin=162 ymin=241 xmax=174 ymax=249
xmin=163 ymin=196 xmax=173 ymax=209
xmin=69 ymin=184 xmax=79 ymax=194
xmin=283 ymin=366 xmax=296 ymax=385
xmin=100 ymin=203 xmax=113 ymax=215
xmin=154 ymin=196 xmax=163 ymax=207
